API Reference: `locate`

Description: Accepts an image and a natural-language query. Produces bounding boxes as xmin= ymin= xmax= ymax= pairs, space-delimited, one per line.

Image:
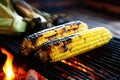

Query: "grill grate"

xmin=0 ymin=36 xmax=120 ymax=80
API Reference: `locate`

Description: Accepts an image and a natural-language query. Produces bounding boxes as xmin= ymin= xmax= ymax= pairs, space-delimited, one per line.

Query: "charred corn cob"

xmin=20 ymin=21 xmax=88 ymax=56
xmin=34 ymin=27 xmax=112 ymax=63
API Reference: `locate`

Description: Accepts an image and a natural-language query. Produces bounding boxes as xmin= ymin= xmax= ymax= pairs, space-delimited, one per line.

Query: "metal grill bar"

xmin=84 ymin=59 xmax=119 ymax=77
xmin=93 ymin=58 xmax=120 ymax=73
xmin=53 ymin=66 xmax=81 ymax=80
xmin=101 ymin=56 xmax=120 ymax=66
xmin=67 ymin=59 xmax=108 ymax=80
xmin=53 ymin=65 xmax=86 ymax=80
xmin=70 ymin=57 xmax=112 ymax=78
xmin=55 ymin=62 xmax=93 ymax=80
xmin=102 ymin=47 xmax=120 ymax=57
xmin=103 ymin=53 xmax=120 ymax=61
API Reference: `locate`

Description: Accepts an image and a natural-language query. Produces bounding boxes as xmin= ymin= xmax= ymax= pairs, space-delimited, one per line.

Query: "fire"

xmin=1 ymin=48 xmax=15 ymax=80
xmin=0 ymin=48 xmax=47 ymax=80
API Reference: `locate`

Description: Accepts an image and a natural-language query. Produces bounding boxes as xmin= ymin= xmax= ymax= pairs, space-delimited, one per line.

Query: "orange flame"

xmin=1 ymin=48 xmax=15 ymax=80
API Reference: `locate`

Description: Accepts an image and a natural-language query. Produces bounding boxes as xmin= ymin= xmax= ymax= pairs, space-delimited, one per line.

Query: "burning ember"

xmin=0 ymin=48 xmax=47 ymax=80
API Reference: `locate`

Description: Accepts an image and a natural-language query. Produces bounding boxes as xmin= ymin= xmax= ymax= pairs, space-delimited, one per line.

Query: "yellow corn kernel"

xmin=36 ymin=27 xmax=112 ymax=63
xmin=20 ymin=21 xmax=88 ymax=56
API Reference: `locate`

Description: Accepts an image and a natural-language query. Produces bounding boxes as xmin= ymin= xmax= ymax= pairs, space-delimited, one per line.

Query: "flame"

xmin=1 ymin=48 xmax=15 ymax=80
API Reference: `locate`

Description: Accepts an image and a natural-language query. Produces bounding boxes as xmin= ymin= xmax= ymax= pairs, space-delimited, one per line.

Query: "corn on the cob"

xmin=34 ymin=27 xmax=112 ymax=63
xmin=20 ymin=21 xmax=88 ymax=56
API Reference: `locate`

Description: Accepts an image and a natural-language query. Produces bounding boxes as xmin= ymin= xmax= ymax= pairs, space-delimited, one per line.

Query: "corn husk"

xmin=0 ymin=0 xmax=27 ymax=36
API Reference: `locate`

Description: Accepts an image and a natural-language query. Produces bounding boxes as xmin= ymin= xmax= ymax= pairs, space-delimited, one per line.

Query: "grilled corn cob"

xmin=34 ymin=27 xmax=112 ymax=63
xmin=20 ymin=21 xmax=88 ymax=56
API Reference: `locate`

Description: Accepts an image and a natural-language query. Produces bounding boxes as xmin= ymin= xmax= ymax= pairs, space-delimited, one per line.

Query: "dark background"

xmin=25 ymin=0 xmax=120 ymax=38
xmin=25 ymin=0 xmax=120 ymax=14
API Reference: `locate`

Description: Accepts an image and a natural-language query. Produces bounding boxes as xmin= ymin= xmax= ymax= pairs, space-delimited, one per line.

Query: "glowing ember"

xmin=82 ymin=68 xmax=86 ymax=72
xmin=1 ymin=48 xmax=15 ymax=80
xmin=61 ymin=60 xmax=87 ymax=72
xmin=61 ymin=59 xmax=97 ymax=79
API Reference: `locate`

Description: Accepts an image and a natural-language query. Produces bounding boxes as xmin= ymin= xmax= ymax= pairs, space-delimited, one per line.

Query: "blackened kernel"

xmin=40 ymin=34 xmax=74 ymax=50
xmin=62 ymin=45 xmax=68 ymax=52
xmin=76 ymin=22 xmax=81 ymax=25
xmin=67 ymin=29 xmax=71 ymax=31
xmin=20 ymin=45 xmax=26 ymax=50
xmin=63 ymin=27 xmax=67 ymax=32
xmin=55 ymin=42 xmax=60 ymax=46
xmin=73 ymin=28 xmax=78 ymax=31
